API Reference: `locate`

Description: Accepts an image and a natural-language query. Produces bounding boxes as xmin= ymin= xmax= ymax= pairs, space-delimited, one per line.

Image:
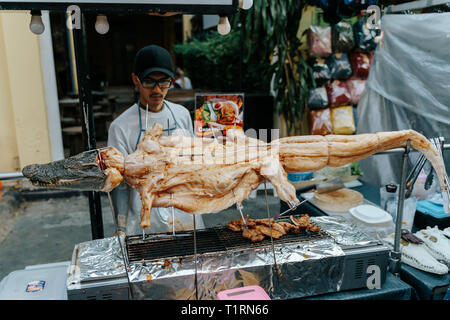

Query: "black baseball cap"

xmin=133 ymin=45 xmax=174 ymax=80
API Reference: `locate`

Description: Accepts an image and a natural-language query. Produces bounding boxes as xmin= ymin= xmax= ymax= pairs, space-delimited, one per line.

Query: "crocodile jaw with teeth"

xmin=383 ymin=234 xmax=448 ymax=275
xmin=415 ymin=226 xmax=450 ymax=267
xmin=22 ymin=147 xmax=124 ymax=192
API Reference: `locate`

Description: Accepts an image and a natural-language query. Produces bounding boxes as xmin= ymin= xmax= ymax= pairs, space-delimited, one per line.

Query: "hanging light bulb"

xmin=29 ymin=10 xmax=45 ymax=35
xmin=217 ymin=16 xmax=231 ymax=35
xmin=239 ymin=0 xmax=254 ymax=10
xmin=95 ymin=14 xmax=109 ymax=34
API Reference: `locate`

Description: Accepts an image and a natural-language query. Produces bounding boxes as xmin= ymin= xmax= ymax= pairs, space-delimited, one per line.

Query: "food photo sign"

xmin=194 ymin=93 xmax=244 ymax=137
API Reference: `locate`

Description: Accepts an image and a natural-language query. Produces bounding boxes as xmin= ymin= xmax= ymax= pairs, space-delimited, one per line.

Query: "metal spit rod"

xmin=263 ymin=180 xmax=280 ymax=291
xmin=192 ymin=213 xmax=199 ymax=301
xmin=1 ymin=143 xmax=447 ymax=182
xmin=376 ymin=143 xmax=449 ymax=155
xmin=0 ymin=172 xmax=25 ymax=181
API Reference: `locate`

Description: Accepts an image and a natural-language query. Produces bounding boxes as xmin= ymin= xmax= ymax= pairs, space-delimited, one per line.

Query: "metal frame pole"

xmin=72 ymin=13 xmax=104 ymax=240
xmin=389 ymin=140 xmax=411 ymax=276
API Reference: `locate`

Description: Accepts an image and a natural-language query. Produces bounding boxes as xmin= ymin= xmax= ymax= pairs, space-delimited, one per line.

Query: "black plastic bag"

xmin=327 ymin=53 xmax=352 ymax=79
xmin=311 ymin=58 xmax=331 ymax=86
xmin=332 ymin=21 xmax=355 ymax=52
xmin=308 ymin=87 xmax=329 ymax=109
xmin=353 ymin=20 xmax=377 ymax=51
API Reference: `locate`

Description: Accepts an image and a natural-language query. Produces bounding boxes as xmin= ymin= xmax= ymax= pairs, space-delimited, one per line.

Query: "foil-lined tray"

xmin=312 ymin=216 xmax=381 ymax=248
xmin=67 ymin=216 xmax=382 ymax=299
xmin=67 ymin=235 xmax=126 ymax=288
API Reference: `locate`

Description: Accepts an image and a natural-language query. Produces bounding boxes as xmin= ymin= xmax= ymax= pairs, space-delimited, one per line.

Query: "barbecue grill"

xmin=125 ymin=219 xmax=329 ymax=263
xmin=67 ymin=215 xmax=390 ymax=300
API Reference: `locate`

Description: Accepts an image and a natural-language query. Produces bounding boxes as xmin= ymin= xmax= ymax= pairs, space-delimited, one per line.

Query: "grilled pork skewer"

xmin=22 ymin=124 xmax=449 ymax=231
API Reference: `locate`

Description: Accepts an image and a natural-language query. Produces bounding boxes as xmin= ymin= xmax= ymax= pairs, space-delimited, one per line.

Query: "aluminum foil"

xmin=67 ymin=216 xmax=381 ymax=299
xmin=67 ymin=235 xmax=126 ymax=289
xmin=126 ymin=236 xmax=345 ymax=300
xmin=311 ymin=216 xmax=380 ymax=247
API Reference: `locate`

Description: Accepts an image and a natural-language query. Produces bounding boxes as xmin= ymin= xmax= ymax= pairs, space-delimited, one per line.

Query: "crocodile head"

xmin=22 ymin=150 xmax=107 ymax=191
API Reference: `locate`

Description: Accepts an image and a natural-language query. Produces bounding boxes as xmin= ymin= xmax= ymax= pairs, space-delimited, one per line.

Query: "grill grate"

xmin=126 ymin=229 xmax=226 ymax=263
xmin=125 ymin=217 xmax=330 ymax=263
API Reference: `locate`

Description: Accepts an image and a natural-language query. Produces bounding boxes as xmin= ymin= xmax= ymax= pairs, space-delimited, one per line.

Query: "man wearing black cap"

xmin=107 ymin=45 xmax=205 ymax=235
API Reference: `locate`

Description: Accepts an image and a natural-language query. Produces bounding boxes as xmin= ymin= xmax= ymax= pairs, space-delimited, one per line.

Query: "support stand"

xmin=73 ymin=13 xmax=104 ymax=240
xmin=389 ymin=140 xmax=411 ymax=276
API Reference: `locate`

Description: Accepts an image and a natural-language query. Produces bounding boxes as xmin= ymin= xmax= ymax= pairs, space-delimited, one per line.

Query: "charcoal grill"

xmin=125 ymin=217 xmax=330 ymax=263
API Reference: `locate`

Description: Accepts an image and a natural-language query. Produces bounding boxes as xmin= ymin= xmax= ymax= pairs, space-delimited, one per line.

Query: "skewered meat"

xmin=242 ymin=228 xmax=265 ymax=243
xmin=226 ymin=216 xmax=318 ymax=242
xmin=290 ymin=215 xmax=321 ymax=232
xmin=22 ymin=124 xmax=450 ymax=231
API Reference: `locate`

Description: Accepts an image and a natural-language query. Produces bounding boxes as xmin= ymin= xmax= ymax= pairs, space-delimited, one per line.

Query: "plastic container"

xmin=0 ymin=261 xmax=69 ymax=300
xmin=379 ymin=184 xmax=398 ymax=212
xmin=217 ymin=285 xmax=271 ymax=300
xmin=348 ymin=204 xmax=395 ymax=238
xmin=349 ymin=205 xmax=393 ymax=226
xmin=385 ymin=197 xmax=417 ymax=231
xmin=288 ymin=172 xmax=314 ymax=182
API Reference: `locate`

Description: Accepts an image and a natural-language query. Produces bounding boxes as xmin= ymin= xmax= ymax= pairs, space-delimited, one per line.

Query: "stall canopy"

xmin=357 ymin=12 xmax=450 ymax=188
xmin=0 ymin=0 xmax=238 ymax=13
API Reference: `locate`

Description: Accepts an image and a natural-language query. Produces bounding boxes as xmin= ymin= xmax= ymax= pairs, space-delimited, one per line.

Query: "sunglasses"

xmin=139 ymin=77 xmax=172 ymax=89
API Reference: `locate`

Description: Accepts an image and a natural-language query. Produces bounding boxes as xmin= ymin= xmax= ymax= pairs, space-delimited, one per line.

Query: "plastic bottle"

xmin=380 ymin=183 xmax=398 ymax=212
xmin=383 ymin=184 xmax=417 ymax=231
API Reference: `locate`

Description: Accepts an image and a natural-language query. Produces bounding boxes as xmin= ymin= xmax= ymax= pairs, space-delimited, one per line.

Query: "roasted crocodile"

xmin=22 ymin=124 xmax=450 ymax=230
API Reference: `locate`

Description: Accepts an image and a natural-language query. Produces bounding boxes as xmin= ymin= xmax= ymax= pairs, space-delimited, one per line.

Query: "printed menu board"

xmin=194 ymin=93 xmax=244 ymax=137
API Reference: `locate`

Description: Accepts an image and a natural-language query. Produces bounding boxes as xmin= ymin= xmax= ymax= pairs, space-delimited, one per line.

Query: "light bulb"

xmin=217 ymin=16 xmax=231 ymax=35
xmin=95 ymin=14 xmax=109 ymax=34
xmin=239 ymin=0 xmax=254 ymax=10
xmin=29 ymin=11 xmax=45 ymax=35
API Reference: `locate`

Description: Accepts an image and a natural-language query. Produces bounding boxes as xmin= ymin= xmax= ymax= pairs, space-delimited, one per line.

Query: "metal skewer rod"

xmin=0 ymin=172 xmax=25 ymax=181
xmin=375 ymin=143 xmax=449 ymax=155
xmin=107 ymin=192 xmax=135 ymax=300
xmin=263 ymin=180 xmax=280 ymax=293
xmin=236 ymin=203 xmax=248 ymax=235
xmin=278 ymin=198 xmax=308 ymax=218
xmin=171 ymin=193 xmax=176 ymax=237
xmin=139 ymin=104 xmax=151 ymax=241
xmin=232 ymin=190 xmax=248 ymax=233
xmin=192 ymin=214 xmax=199 ymax=300
xmin=145 ymin=103 xmax=148 ymax=132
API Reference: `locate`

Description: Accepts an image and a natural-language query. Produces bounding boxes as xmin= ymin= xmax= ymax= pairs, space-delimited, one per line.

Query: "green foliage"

xmin=350 ymin=162 xmax=364 ymax=176
xmin=175 ymin=1 xmax=315 ymax=131
xmin=174 ymin=30 xmax=271 ymax=92
xmin=233 ymin=0 xmax=315 ymax=131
